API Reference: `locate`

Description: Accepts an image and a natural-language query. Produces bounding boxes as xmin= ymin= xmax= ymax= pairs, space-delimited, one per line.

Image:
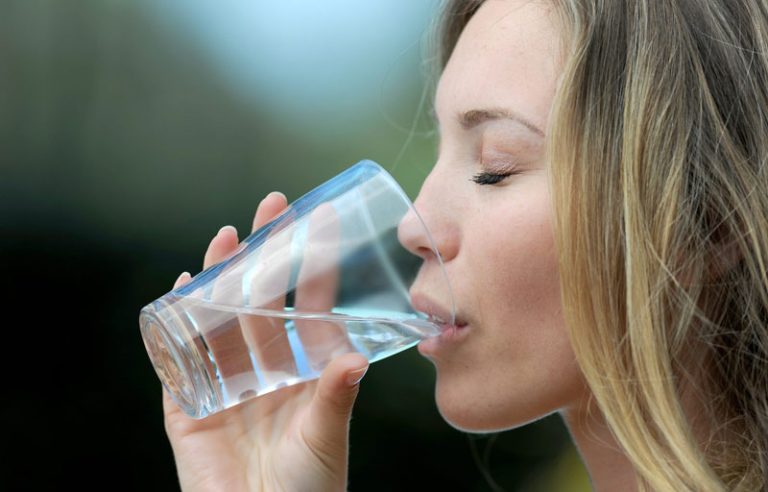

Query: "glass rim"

xmin=360 ymin=160 xmax=456 ymax=326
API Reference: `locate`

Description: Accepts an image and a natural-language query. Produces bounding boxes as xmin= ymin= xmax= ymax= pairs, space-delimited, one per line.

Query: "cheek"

xmin=433 ymin=194 xmax=587 ymax=431
xmin=477 ymin=200 xmax=560 ymax=324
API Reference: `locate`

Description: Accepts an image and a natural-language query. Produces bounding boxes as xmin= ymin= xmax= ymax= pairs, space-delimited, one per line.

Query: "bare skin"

xmin=399 ymin=1 xmax=640 ymax=489
xmin=164 ymin=191 xmax=369 ymax=492
xmin=162 ymin=2 xmax=691 ymax=491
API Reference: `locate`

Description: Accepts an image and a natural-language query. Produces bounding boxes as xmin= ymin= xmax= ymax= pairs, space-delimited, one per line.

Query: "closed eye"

xmin=470 ymin=170 xmax=520 ymax=185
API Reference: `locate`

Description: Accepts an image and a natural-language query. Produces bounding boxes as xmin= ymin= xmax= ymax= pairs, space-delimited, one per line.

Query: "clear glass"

xmin=139 ymin=160 xmax=455 ymax=419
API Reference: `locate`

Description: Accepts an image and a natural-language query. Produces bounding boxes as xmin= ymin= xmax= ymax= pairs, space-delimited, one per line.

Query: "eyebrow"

xmin=459 ymin=108 xmax=544 ymax=137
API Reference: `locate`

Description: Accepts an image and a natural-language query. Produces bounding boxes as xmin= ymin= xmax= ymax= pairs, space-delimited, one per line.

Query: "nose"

xmin=396 ymin=172 xmax=459 ymax=264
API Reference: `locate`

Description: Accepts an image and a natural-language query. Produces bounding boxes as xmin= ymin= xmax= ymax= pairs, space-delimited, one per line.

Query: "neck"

xmin=560 ymin=346 xmax=722 ymax=491
xmin=560 ymin=399 xmax=639 ymax=492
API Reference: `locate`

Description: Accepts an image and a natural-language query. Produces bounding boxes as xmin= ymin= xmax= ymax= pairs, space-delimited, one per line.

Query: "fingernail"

xmin=217 ymin=225 xmax=237 ymax=237
xmin=267 ymin=191 xmax=286 ymax=202
xmin=175 ymin=271 xmax=190 ymax=284
xmin=346 ymin=365 xmax=368 ymax=387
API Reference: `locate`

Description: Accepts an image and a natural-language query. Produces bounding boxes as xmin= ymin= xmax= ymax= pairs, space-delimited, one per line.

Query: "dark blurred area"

xmin=1 ymin=1 xmax=588 ymax=490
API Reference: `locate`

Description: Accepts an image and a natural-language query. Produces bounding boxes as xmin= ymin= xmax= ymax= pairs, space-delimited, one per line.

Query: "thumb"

xmin=302 ymin=352 xmax=369 ymax=454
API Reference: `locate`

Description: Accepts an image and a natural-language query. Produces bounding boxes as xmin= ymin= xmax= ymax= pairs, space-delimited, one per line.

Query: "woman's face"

xmin=400 ymin=0 xmax=588 ymax=431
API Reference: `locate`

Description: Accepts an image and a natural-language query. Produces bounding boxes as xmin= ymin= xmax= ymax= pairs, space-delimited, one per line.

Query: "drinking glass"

xmin=139 ymin=160 xmax=455 ymax=418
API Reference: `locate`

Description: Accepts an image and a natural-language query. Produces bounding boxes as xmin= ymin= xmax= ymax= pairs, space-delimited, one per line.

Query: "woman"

xmin=163 ymin=0 xmax=768 ymax=490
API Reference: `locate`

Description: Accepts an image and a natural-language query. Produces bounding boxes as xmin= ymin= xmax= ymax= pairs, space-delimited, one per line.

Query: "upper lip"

xmin=410 ymin=292 xmax=467 ymax=327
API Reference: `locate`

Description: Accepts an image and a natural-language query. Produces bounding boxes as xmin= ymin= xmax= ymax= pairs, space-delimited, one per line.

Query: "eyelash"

xmin=470 ymin=170 xmax=520 ymax=185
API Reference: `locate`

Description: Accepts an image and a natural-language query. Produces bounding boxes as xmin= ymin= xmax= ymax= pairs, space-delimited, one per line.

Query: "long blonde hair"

xmin=438 ymin=1 xmax=768 ymax=490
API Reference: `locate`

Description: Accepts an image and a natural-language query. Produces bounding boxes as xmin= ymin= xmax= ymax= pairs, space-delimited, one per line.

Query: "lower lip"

xmin=417 ymin=323 xmax=470 ymax=356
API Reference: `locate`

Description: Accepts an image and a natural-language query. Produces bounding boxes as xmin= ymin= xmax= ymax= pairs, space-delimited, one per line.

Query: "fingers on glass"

xmin=174 ymin=272 xmax=191 ymax=289
xmin=201 ymin=227 xmax=262 ymax=401
xmin=241 ymin=221 xmax=297 ymax=388
xmin=253 ymin=192 xmax=287 ymax=233
xmin=196 ymin=203 xmax=297 ymax=403
xmin=189 ymin=200 xmax=353 ymax=403
xmin=203 ymin=226 xmax=238 ymax=270
xmin=294 ymin=203 xmax=354 ymax=372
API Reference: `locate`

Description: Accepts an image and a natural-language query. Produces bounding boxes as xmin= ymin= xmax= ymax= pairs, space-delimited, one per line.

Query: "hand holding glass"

xmin=140 ymin=160 xmax=455 ymax=418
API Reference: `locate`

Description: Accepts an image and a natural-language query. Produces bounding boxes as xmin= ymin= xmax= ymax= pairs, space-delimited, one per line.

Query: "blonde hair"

xmin=438 ymin=1 xmax=768 ymax=490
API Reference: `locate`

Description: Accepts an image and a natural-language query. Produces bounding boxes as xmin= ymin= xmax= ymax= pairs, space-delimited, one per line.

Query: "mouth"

xmin=410 ymin=292 xmax=469 ymax=337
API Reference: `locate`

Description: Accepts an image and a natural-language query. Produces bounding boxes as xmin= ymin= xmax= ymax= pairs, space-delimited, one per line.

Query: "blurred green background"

xmin=1 ymin=1 xmax=590 ymax=490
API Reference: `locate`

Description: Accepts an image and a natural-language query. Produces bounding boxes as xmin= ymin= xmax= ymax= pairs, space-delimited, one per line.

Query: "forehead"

xmin=435 ymin=0 xmax=561 ymax=131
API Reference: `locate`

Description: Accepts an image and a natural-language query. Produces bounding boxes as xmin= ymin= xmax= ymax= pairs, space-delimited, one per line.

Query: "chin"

xmin=433 ymin=383 xmax=550 ymax=433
